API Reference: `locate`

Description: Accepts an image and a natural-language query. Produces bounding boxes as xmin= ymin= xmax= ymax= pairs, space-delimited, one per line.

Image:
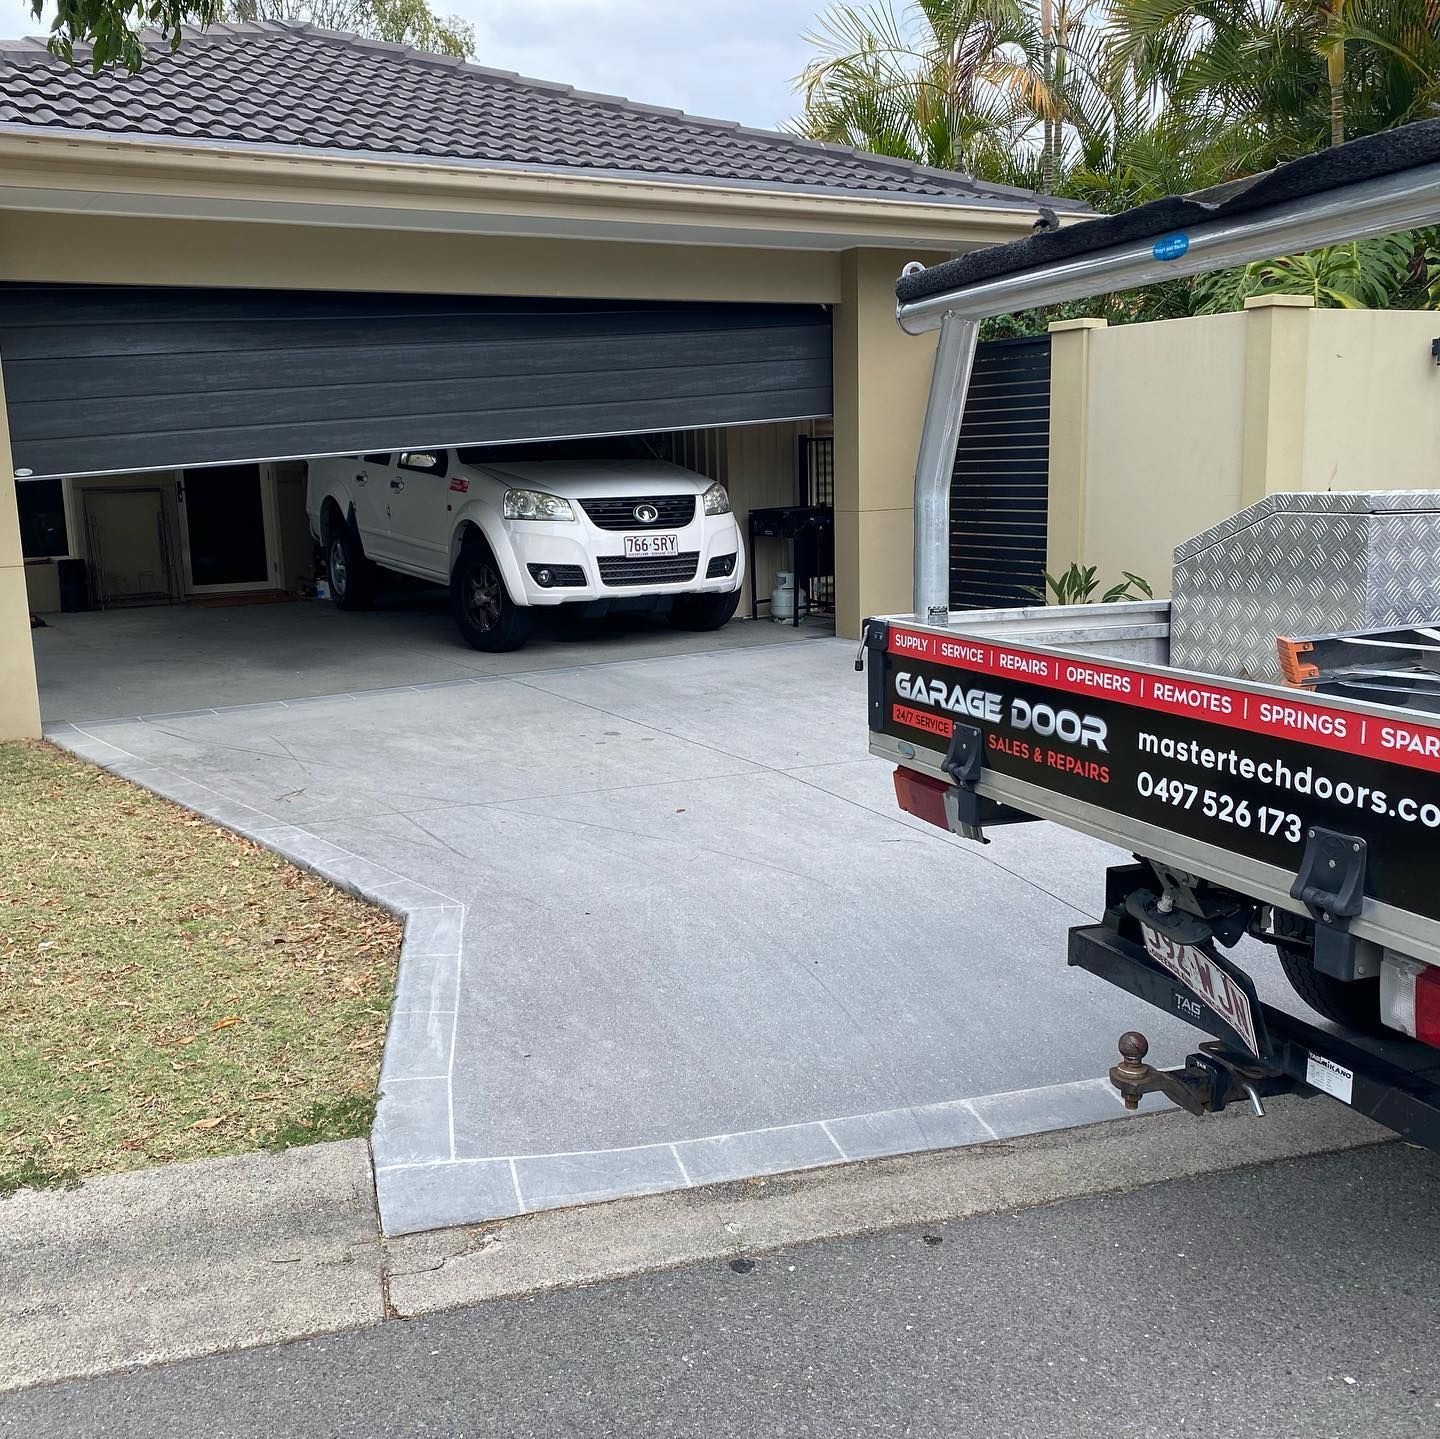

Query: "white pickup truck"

xmin=306 ymin=449 xmax=745 ymax=650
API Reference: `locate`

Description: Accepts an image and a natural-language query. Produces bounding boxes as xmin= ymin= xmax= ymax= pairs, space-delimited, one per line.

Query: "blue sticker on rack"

xmin=1152 ymin=233 xmax=1190 ymax=262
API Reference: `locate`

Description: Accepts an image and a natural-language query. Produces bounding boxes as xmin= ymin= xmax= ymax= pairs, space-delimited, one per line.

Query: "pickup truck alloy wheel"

xmin=328 ymin=537 xmax=348 ymax=597
xmin=450 ymin=543 xmax=533 ymax=651
xmin=326 ymin=524 xmax=375 ymax=611
xmin=465 ymin=564 xmax=501 ymax=629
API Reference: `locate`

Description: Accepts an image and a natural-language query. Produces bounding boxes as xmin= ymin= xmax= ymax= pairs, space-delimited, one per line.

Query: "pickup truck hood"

xmin=466 ymin=459 xmax=710 ymax=498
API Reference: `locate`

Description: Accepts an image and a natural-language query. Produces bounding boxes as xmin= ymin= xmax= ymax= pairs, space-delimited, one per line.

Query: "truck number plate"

xmin=1139 ymin=922 xmax=1261 ymax=1057
xmin=624 ymin=534 xmax=678 ymax=557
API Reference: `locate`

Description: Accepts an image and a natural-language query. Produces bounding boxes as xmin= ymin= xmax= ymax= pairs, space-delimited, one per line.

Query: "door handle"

xmin=390 ymin=479 xmax=405 ymax=492
xmin=355 ymin=473 xmax=367 ymax=485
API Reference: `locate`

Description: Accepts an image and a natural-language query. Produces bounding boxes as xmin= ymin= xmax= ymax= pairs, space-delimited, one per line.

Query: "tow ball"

xmin=1109 ymin=1031 xmax=1271 ymax=1119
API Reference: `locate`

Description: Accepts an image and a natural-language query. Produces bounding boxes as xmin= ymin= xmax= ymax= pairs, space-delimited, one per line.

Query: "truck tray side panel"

xmin=873 ymin=622 xmax=1440 ymax=939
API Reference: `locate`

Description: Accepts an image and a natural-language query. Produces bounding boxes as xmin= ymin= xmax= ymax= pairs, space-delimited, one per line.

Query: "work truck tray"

xmin=863 ymin=602 xmax=1440 ymax=966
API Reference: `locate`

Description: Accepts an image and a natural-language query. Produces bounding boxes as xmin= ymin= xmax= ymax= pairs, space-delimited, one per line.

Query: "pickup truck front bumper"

xmin=504 ymin=515 xmax=745 ymax=607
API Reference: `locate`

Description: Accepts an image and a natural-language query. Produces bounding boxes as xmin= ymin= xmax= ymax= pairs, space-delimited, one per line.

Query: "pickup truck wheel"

xmin=669 ymin=589 xmax=741 ymax=632
xmin=327 ymin=526 xmax=376 ymax=611
xmin=450 ymin=545 xmax=533 ymax=652
xmin=1275 ymin=940 xmax=1384 ymax=1034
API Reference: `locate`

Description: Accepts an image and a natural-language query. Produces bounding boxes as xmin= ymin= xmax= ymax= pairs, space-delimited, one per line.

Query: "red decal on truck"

xmin=886 ymin=624 xmax=1440 ymax=776
xmin=892 ymin=703 xmax=953 ymax=739
xmin=449 ymin=477 xmax=469 ymax=494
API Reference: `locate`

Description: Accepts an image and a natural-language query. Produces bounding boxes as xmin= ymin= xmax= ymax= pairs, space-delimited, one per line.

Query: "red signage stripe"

xmin=886 ymin=624 xmax=1440 ymax=777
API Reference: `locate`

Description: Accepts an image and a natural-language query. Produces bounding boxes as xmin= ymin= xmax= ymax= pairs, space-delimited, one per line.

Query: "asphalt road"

xmin=5 ymin=1143 xmax=1436 ymax=1439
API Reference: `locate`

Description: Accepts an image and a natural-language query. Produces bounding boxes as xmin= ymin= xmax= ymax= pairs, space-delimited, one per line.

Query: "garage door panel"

xmin=0 ymin=290 xmax=825 ymax=359
xmin=0 ymin=284 xmax=832 ymax=476
xmin=17 ymin=357 xmax=828 ymax=441
xmin=12 ymin=386 xmax=836 ymax=477
xmin=10 ymin=325 xmax=833 ymax=406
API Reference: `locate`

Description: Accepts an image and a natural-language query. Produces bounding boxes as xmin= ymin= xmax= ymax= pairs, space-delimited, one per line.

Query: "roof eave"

xmin=0 ymin=125 xmax=1055 ymax=250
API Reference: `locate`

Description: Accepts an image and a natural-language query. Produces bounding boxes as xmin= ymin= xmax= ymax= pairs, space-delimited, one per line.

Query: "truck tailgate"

xmin=865 ymin=617 xmax=1440 ymax=959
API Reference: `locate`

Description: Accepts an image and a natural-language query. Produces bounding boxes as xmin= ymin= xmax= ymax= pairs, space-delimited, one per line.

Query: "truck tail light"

xmin=1380 ymin=954 xmax=1440 ymax=1046
xmin=893 ymin=766 xmax=951 ymax=831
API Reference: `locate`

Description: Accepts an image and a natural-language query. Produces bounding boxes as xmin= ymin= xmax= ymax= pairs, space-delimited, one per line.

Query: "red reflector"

xmin=893 ymin=766 xmax=951 ymax=831
xmin=1417 ymin=966 xmax=1440 ymax=1048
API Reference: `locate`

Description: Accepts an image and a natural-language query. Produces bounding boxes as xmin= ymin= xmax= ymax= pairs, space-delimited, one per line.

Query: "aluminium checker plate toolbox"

xmin=863 ymin=613 xmax=1440 ymax=967
xmin=1170 ymin=490 xmax=1440 ymax=685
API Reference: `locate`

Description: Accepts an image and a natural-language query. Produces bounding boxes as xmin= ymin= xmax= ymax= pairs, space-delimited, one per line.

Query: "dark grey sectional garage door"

xmin=0 ymin=284 xmax=833 ymax=478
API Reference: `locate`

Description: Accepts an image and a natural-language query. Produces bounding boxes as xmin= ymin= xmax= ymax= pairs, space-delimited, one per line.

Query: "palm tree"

xmin=1107 ymin=0 xmax=1440 ymax=159
xmin=796 ymin=0 xmax=1093 ymax=189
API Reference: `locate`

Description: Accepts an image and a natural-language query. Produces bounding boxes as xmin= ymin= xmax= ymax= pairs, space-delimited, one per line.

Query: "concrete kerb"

xmin=0 ymin=1139 xmax=384 ymax=1394
xmin=381 ymin=1094 xmax=1390 ymax=1319
xmin=0 ymin=1097 xmax=1391 ymax=1394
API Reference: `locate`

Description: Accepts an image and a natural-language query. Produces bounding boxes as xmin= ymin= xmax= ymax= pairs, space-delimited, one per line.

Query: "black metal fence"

xmin=949 ymin=334 xmax=1051 ymax=610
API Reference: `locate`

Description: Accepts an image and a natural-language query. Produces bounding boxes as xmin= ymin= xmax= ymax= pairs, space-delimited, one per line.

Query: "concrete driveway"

xmin=42 ymin=609 xmax=1294 ymax=1234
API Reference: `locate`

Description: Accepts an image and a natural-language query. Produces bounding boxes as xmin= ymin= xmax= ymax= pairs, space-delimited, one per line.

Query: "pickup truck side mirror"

xmin=398 ymin=451 xmax=440 ymax=471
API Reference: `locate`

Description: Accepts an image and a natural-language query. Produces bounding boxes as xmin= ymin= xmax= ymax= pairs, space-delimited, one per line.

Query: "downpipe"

xmin=911 ymin=311 xmax=978 ymax=626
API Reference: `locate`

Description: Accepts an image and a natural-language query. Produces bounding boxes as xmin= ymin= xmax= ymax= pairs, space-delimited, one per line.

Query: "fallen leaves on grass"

xmin=0 ymin=740 xmax=402 ymax=1183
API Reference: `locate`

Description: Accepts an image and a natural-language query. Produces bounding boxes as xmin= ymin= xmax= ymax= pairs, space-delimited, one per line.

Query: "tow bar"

xmin=1071 ymin=917 xmax=1440 ymax=1146
xmin=1109 ymin=1031 xmax=1280 ymax=1118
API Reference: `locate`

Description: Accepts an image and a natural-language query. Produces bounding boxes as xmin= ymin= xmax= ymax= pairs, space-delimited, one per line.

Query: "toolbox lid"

xmin=1173 ymin=490 xmax=1440 ymax=565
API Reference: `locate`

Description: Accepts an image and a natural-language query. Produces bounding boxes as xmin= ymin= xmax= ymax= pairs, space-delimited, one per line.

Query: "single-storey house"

xmin=0 ymin=20 xmax=1066 ymax=739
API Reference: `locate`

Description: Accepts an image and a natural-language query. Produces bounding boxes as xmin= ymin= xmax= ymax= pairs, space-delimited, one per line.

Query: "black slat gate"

xmin=0 ymin=284 xmax=833 ymax=479
xmin=949 ymin=334 xmax=1050 ymax=610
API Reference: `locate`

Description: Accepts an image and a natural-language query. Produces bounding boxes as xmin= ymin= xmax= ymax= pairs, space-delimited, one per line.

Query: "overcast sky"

xmin=9 ymin=0 xmax=824 ymax=132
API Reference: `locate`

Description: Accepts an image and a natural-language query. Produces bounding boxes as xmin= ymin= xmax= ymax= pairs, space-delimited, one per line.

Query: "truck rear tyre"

xmin=451 ymin=544 xmax=533 ymax=652
xmin=1275 ymin=941 xmax=1384 ymax=1034
xmin=669 ymin=589 xmax=741 ymax=632
xmin=327 ymin=525 xmax=376 ymax=611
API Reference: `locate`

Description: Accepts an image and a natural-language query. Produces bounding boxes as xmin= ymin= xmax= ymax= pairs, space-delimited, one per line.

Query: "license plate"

xmin=1139 ymin=922 xmax=1261 ymax=1057
xmin=624 ymin=533 xmax=678 ymax=557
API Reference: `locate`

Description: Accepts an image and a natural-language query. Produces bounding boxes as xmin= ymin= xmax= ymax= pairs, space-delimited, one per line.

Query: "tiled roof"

xmin=0 ymin=22 xmax=1065 ymax=206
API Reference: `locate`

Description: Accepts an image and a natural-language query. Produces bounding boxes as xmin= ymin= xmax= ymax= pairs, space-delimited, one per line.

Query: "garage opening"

xmin=19 ymin=283 xmax=834 ymax=717
xmin=14 ymin=279 xmax=831 ymax=609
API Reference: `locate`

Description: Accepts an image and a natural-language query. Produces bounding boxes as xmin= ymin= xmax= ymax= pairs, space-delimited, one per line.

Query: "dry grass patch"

xmin=0 ymin=740 xmax=402 ymax=1188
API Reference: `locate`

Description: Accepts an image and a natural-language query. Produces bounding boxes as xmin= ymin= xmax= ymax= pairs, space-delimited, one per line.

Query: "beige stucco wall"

xmin=675 ymin=420 xmax=823 ymax=619
xmin=1300 ymin=309 xmax=1440 ymax=490
xmin=0 ymin=362 xmax=41 ymax=738
xmin=1047 ymin=299 xmax=1440 ymax=599
xmin=1055 ymin=310 xmax=1247 ymax=597
xmin=0 ymin=211 xmax=842 ymax=305
xmin=833 ymin=249 xmax=944 ymax=637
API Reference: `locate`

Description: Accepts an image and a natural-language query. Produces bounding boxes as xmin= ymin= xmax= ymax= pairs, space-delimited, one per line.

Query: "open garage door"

xmin=0 ymin=284 xmax=832 ymax=479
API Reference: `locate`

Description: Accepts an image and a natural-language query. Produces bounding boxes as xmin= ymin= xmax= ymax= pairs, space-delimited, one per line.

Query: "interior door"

xmin=178 ymin=463 xmax=277 ymax=593
xmin=384 ymin=449 xmax=452 ymax=576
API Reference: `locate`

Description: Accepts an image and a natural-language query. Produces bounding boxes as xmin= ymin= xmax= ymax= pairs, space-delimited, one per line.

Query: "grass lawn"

xmin=0 ymin=740 xmax=402 ymax=1192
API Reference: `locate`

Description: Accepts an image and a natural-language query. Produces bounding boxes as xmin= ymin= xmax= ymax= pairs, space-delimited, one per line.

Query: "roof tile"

xmin=0 ymin=21 xmax=1065 ymax=208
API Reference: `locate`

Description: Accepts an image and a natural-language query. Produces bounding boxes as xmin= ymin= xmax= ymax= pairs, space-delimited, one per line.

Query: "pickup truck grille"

xmin=597 ymin=552 xmax=699 ymax=587
xmin=580 ymin=495 xmax=697 ymax=531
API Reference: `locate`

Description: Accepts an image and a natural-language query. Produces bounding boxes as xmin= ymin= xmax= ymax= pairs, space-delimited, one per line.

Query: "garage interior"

xmin=17 ymin=281 xmax=838 ymax=716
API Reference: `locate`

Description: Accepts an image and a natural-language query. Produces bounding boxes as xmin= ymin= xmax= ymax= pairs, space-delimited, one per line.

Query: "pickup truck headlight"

xmin=504 ymin=489 xmax=574 ymax=521
xmin=702 ymin=482 xmax=732 ymax=516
